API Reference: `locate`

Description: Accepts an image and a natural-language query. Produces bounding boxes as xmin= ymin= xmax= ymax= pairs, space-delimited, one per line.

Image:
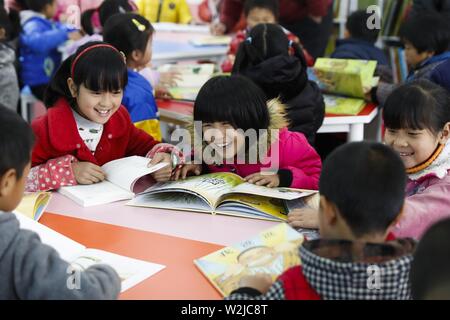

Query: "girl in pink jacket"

xmin=174 ymin=75 xmax=322 ymax=190
xmin=383 ymin=79 xmax=450 ymax=239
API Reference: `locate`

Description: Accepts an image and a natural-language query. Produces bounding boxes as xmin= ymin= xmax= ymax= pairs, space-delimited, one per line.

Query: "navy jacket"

xmin=331 ymin=38 xmax=388 ymax=66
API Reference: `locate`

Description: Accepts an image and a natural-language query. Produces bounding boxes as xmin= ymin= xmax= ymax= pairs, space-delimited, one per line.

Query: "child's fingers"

xmin=288 ymin=219 xmax=307 ymax=228
xmin=244 ymin=173 xmax=260 ymax=181
xmin=181 ymin=166 xmax=190 ymax=179
xmin=149 ymin=153 xmax=166 ymax=165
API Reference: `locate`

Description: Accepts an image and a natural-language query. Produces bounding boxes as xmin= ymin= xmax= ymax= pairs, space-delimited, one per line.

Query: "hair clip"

xmin=132 ymin=18 xmax=146 ymax=32
xmin=246 ymin=36 xmax=252 ymax=44
xmin=288 ymin=40 xmax=293 ymax=47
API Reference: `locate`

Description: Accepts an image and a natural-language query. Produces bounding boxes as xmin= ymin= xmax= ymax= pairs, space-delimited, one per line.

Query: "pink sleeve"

xmin=281 ymin=133 xmax=322 ymax=190
xmin=26 ymin=155 xmax=78 ymax=192
xmin=392 ymin=180 xmax=450 ymax=239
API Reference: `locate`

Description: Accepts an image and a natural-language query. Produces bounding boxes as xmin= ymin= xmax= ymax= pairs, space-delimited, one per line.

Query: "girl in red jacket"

xmin=26 ymin=42 xmax=182 ymax=192
xmin=174 ymin=75 xmax=321 ymax=190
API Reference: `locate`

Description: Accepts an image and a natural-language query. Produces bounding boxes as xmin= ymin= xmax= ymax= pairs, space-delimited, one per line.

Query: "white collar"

xmin=408 ymin=141 xmax=450 ymax=181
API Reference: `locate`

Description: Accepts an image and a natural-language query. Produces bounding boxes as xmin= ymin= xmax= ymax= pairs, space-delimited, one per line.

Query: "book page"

xmin=14 ymin=212 xmax=85 ymax=262
xmin=194 ymin=223 xmax=304 ymax=296
xmin=59 ymin=181 xmax=135 ymax=207
xmin=70 ymin=249 xmax=165 ymax=293
xmin=227 ymin=183 xmax=317 ymax=201
xmin=190 ymin=36 xmax=232 ymax=47
xmin=217 ymin=194 xmax=288 ymax=221
xmin=143 ymin=172 xmax=245 ymax=207
xmin=102 ymin=156 xmax=168 ymax=192
xmin=128 ymin=192 xmax=212 ymax=213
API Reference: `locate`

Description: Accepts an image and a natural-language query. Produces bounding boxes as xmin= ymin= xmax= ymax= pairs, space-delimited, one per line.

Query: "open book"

xmin=157 ymin=63 xmax=215 ymax=101
xmin=14 ymin=212 xmax=165 ymax=293
xmin=194 ymin=223 xmax=304 ymax=296
xmin=15 ymin=192 xmax=51 ymax=221
xmin=58 ymin=156 xmax=168 ymax=207
xmin=309 ymin=58 xmax=378 ymax=115
xmin=128 ymin=172 xmax=317 ymax=222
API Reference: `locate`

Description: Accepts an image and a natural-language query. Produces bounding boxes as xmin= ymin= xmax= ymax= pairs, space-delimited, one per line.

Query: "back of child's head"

xmin=25 ymin=0 xmax=53 ymax=13
xmin=411 ymin=218 xmax=450 ymax=299
xmin=0 ymin=104 xmax=34 ymax=180
xmin=81 ymin=0 xmax=136 ymax=35
xmin=383 ymin=79 xmax=450 ymax=135
xmin=44 ymin=41 xmax=128 ymax=108
xmin=232 ymin=23 xmax=307 ymax=99
xmin=103 ymin=13 xmax=153 ymax=59
xmin=346 ymin=10 xmax=380 ymax=43
xmin=243 ymin=0 xmax=279 ymax=19
xmin=194 ymin=75 xmax=270 ymax=131
xmin=319 ymin=142 xmax=406 ymax=238
xmin=399 ymin=13 xmax=450 ymax=55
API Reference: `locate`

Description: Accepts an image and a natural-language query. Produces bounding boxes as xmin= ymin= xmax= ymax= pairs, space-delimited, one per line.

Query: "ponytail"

xmin=232 ymin=37 xmax=264 ymax=74
xmin=80 ymin=9 xmax=97 ymax=35
xmin=44 ymin=57 xmax=73 ymax=108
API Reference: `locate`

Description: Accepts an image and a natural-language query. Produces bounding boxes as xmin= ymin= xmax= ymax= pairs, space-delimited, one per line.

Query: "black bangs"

xmin=73 ymin=46 xmax=128 ymax=92
xmin=193 ymin=75 xmax=270 ymax=131
xmin=383 ymin=80 xmax=450 ymax=134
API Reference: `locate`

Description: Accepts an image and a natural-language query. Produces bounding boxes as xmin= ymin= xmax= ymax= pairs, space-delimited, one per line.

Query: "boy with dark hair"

xmin=411 ymin=218 xmax=450 ymax=299
xmin=376 ymin=12 xmax=450 ymax=104
xmin=19 ymin=0 xmax=82 ymax=101
xmin=0 ymin=104 xmax=121 ymax=299
xmin=221 ymin=0 xmax=313 ymax=72
xmin=331 ymin=10 xmax=388 ymax=66
xmin=226 ymin=142 xmax=416 ymax=300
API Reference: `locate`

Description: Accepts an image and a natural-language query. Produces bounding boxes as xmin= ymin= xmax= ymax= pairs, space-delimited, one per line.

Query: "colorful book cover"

xmin=194 ymin=223 xmax=304 ymax=296
xmin=15 ymin=192 xmax=52 ymax=221
xmin=323 ymin=94 xmax=366 ymax=115
xmin=312 ymin=58 xmax=377 ymax=98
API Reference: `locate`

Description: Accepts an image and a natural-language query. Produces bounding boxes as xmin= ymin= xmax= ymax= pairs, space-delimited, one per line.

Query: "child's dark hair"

xmin=383 ymin=79 xmax=450 ymax=135
xmin=320 ymin=142 xmax=406 ymax=237
xmin=25 ymin=0 xmax=54 ymax=13
xmin=232 ymin=23 xmax=307 ymax=100
xmin=0 ymin=104 xmax=34 ymax=179
xmin=81 ymin=0 xmax=136 ymax=35
xmin=399 ymin=13 xmax=450 ymax=54
xmin=44 ymin=41 xmax=128 ymax=108
xmin=346 ymin=10 xmax=380 ymax=43
xmin=194 ymin=75 xmax=270 ymax=132
xmin=103 ymin=13 xmax=154 ymax=58
xmin=243 ymin=0 xmax=279 ymax=20
xmin=411 ymin=218 xmax=450 ymax=299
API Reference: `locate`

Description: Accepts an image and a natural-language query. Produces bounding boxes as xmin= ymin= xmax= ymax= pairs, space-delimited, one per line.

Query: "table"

xmin=157 ymin=99 xmax=379 ymax=142
xmin=152 ymin=31 xmax=228 ymax=66
xmin=40 ymin=193 xmax=279 ymax=299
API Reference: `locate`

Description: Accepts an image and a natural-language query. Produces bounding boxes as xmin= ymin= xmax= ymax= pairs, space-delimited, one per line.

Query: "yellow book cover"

xmin=15 ymin=192 xmax=52 ymax=221
xmin=194 ymin=223 xmax=304 ymax=296
xmin=324 ymin=94 xmax=366 ymax=115
xmin=312 ymin=58 xmax=377 ymax=98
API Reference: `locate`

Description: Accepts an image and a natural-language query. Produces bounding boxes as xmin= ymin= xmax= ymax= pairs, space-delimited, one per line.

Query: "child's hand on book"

xmin=72 ymin=162 xmax=106 ymax=185
xmin=173 ymin=163 xmax=202 ymax=180
xmin=287 ymin=208 xmax=319 ymax=229
xmin=238 ymin=274 xmax=273 ymax=294
xmin=245 ymin=173 xmax=280 ymax=188
xmin=149 ymin=153 xmax=173 ymax=182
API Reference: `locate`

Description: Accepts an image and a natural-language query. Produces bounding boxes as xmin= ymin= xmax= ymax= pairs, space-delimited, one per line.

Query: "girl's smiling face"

xmin=202 ymin=122 xmax=246 ymax=161
xmin=384 ymin=127 xmax=447 ymax=169
xmin=68 ymin=80 xmax=123 ymax=124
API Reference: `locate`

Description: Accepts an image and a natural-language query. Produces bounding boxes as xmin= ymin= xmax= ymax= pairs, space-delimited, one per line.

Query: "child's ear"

xmin=319 ymin=195 xmax=338 ymax=226
xmin=0 ymin=169 xmax=17 ymax=198
xmin=131 ymin=49 xmax=142 ymax=63
xmin=67 ymin=78 xmax=78 ymax=97
xmin=439 ymin=122 xmax=450 ymax=144
xmin=343 ymin=29 xmax=351 ymax=39
xmin=0 ymin=28 xmax=6 ymax=41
